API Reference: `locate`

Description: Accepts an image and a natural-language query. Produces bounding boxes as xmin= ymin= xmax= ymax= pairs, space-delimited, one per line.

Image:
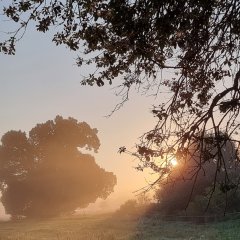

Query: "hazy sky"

xmin=0 ymin=22 xmax=163 ymax=217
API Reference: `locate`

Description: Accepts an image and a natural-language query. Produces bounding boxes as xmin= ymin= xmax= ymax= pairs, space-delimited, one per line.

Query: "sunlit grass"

xmin=0 ymin=214 xmax=240 ymax=239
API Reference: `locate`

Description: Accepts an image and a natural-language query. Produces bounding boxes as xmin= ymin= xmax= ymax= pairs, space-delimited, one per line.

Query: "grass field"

xmin=0 ymin=213 xmax=240 ymax=240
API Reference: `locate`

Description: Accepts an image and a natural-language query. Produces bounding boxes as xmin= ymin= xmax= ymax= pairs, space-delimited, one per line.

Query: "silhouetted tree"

xmin=154 ymin=136 xmax=240 ymax=215
xmin=0 ymin=116 xmax=117 ymax=218
xmin=1 ymin=1 xmax=240 ymax=188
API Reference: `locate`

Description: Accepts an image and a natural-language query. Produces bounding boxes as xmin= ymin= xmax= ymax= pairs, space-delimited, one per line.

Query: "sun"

xmin=170 ymin=158 xmax=178 ymax=167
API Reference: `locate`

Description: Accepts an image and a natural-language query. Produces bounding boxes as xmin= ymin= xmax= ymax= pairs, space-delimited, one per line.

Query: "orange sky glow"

xmin=0 ymin=28 xmax=164 ymax=218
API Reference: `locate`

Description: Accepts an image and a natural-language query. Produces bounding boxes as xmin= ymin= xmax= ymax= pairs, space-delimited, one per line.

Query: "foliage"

xmin=115 ymin=199 xmax=138 ymax=216
xmin=115 ymin=195 xmax=153 ymax=218
xmin=154 ymin=138 xmax=240 ymax=215
xmin=0 ymin=116 xmax=116 ymax=218
xmin=136 ymin=193 xmax=151 ymax=207
xmin=187 ymin=187 xmax=240 ymax=216
xmin=1 ymin=1 xmax=240 ymax=188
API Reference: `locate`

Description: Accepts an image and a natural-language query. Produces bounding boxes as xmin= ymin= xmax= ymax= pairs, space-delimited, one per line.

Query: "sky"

xmin=0 ymin=20 xmax=163 ymax=218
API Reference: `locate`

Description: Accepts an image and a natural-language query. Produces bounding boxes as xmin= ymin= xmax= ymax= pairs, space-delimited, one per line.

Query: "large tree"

xmin=1 ymin=1 xmax=240 ymax=189
xmin=0 ymin=116 xmax=116 ymax=218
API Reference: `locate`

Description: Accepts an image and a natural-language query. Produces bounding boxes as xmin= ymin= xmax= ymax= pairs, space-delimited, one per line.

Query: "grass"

xmin=0 ymin=213 xmax=240 ymax=239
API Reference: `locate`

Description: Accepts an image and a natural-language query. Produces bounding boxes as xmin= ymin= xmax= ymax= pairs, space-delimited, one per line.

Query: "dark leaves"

xmin=0 ymin=38 xmax=16 ymax=55
xmin=96 ymin=79 xmax=104 ymax=87
xmin=118 ymin=146 xmax=126 ymax=154
xmin=36 ymin=16 xmax=53 ymax=32
xmin=219 ymin=100 xmax=240 ymax=113
xmin=220 ymin=182 xmax=237 ymax=193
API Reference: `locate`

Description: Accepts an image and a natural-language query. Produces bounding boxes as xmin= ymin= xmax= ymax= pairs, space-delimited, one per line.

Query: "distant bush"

xmin=136 ymin=193 xmax=151 ymax=207
xmin=115 ymin=198 xmax=153 ymax=218
xmin=115 ymin=200 xmax=138 ymax=216
xmin=187 ymin=187 xmax=240 ymax=216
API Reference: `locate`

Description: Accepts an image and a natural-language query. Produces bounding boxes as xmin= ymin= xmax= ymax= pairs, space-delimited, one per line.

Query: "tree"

xmin=1 ymin=1 xmax=240 ymax=189
xmin=154 ymin=137 xmax=240 ymax=215
xmin=0 ymin=116 xmax=117 ymax=218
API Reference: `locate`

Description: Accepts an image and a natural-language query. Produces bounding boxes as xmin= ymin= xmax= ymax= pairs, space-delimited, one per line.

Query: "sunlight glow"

xmin=170 ymin=158 xmax=178 ymax=167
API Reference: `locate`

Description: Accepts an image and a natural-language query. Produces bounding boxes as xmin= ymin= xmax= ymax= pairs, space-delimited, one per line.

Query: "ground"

xmin=0 ymin=213 xmax=240 ymax=239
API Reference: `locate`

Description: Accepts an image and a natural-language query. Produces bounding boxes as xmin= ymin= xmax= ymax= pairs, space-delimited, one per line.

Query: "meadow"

xmin=0 ymin=213 xmax=240 ymax=240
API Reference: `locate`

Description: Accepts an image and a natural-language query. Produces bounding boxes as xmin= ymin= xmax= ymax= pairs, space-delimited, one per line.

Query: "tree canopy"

xmin=1 ymin=1 xmax=240 ymax=190
xmin=154 ymin=137 xmax=240 ymax=215
xmin=0 ymin=116 xmax=116 ymax=218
